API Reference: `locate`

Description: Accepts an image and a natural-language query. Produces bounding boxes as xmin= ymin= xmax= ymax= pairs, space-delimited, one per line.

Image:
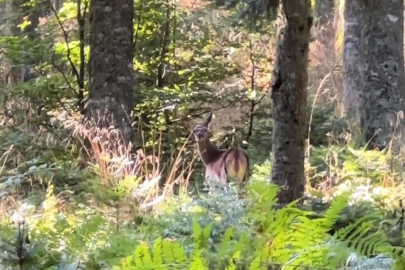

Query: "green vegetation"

xmin=1 ymin=0 xmax=405 ymax=269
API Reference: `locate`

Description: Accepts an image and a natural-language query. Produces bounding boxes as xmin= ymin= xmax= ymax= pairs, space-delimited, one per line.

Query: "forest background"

xmin=1 ymin=0 xmax=405 ymax=269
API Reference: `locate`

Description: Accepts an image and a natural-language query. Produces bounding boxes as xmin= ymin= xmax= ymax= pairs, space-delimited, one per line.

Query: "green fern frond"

xmin=164 ymin=239 xmax=187 ymax=265
xmin=320 ymin=193 xmax=349 ymax=230
xmin=274 ymin=206 xmax=307 ymax=233
xmin=161 ymin=239 xmax=175 ymax=263
xmin=121 ymin=254 xmax=135 ymax=268
xmin=334 ymin=213 xmax=391 ymax=257
xmin=336 ymin=214 xmax=377 ymax=241
xmin=202 ymin=221 xmax=214 ymax=244
xmin=192 ymin=217 xmax=202 ymax=238
xmin=248 ymin=255 xmax=264 ymax=270
xmin=134 ymin=242 xmax=152 ymax=267
xmin=189 ymin=249 xmax=206 ymax=270
xmin=226 ymin=251 xmax=241 ymax=270
xmin=234 ymin=233 xmax=250 ymax=254
xmin=390 ymin=245 xmax=405 ymax=257
xmin=192 ymin=217 xmax=213 ymax=250
xmin=120 ymin=238 xmax=189 ymax=269
xmin=218 ymin=227 xmax=234 ymax=257
xmin=152 ymin=237 xmax=164 ymax=266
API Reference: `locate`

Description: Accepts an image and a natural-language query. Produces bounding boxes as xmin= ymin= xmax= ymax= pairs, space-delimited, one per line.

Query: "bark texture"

xmin=342 ymin=0 xmax=363 ymax=128
xmin=85 ymin=0 xmax=135 ymax=149
xmin=270 ymin=0 xmax=312 ymax=205
xmin=360 ymin=0 xmax=404 ymax=150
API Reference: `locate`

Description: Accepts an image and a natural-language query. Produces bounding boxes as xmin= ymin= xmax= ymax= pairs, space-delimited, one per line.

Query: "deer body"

xmin=193 ymin=112 xmax=250 ymax=187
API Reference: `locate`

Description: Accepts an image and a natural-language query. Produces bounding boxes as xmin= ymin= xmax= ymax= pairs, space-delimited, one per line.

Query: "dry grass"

xmin=0 ymin=112 xmax=201 ymax=223
xmin=72 ymin=117 xmax=199 ymax=212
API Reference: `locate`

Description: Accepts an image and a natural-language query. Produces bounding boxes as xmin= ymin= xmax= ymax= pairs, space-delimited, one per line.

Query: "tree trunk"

xmin=342 ymin=0 xmax=363 ymax=132
xmin=360 ymin=0 xmax=405 ymax=150
xmin=270 ymin=0 xmax=313 ymax=205
xmin=85 ymin=0 xmax=135 ymax=151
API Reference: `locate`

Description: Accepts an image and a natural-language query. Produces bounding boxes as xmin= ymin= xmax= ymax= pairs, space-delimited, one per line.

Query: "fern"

xmin=162 ymin=238 xmax=187 ymax=265
xmin=189 ymin=249 xmax=207 ymax=270
xmin=134 ymin=242 xmax=153 ymax=267
xmin=67 ymin=183 xmax=402 ymax=270
xmin=152 ymin=237 xmax=164 ymax=266
xmin=332 ymin=213 xmax=387 ymax=256
xmin=192 ymin=217 xmax=213 ymax=250
xmin=239 ymin=183 xmax=398 ymax=269
xmin=118 ymin=237 xmax=205 ymax=270
xmin=248 ymin=255 xmax=264 ymax=270
xmin=218 ymin=227 xmax=234 ymax=257
xmin=319 ymin=193 xmax=350 ymax=230
xmin=225 ymin=250 xmax=241 ymax=270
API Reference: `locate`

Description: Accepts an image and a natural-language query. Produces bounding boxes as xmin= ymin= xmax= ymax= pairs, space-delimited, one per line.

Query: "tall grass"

xmin=72 ymin=118 xmax=200 ymax=213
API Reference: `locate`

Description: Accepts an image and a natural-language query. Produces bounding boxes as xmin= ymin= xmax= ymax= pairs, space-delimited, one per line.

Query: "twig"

xmin=77 ymin=0 xmax=88 ymax=113
xmin=245 ymin=30 xmax=256 ymax=145
xmin=46 ymin=0 xmax=82 ymax=96
xmin=307 ymin=72 xmax=332 ymax=156
xmin=156 ymin=0 xmax=171 ymax=88
xmin=51 ymin=50 xmax=79 ymax=97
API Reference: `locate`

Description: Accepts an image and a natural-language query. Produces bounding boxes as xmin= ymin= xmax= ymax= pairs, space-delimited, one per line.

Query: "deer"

xmin=192 ymin=111 xmax=250 ymax=191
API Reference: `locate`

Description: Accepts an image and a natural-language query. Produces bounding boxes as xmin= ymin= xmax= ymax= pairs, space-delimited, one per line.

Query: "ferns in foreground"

xmin=0 ymin=183 xmax=402 ymax=270
xmin=115 ymin=183 xmax=400 ymax=270
xmin=118 ymin=218 xmax=205 ymax=270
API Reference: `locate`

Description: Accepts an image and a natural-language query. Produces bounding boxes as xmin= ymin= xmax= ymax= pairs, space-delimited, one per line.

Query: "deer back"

xmin=203 ymin=146 xmax=249 ymax=186
xmin=222 ymin=147 xmax=249 ymax=183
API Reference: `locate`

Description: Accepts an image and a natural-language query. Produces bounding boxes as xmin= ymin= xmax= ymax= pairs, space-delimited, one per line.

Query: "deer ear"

xmin=204 ymin=111 xmax=213 ymax=127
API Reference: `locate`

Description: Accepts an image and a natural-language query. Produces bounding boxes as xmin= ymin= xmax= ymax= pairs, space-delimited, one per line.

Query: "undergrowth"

xmin=2 ymin=0 xmax=405 ymax=269
xmin=1 ymin=112 xmax=405 ymax=269
xmin=0 ymin=178 xmax=404 ymax=270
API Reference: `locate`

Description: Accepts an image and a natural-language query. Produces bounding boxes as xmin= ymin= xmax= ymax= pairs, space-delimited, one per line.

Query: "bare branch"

xmin=77 ymin=0 xmax=88 ymax=113
xmin=51 ymin=50 xmax=79 ymax=97
xmin=46 ymin=0 xmax=82 ymax=92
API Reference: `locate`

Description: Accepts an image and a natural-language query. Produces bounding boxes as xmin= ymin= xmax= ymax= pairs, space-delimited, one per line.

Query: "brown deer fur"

xmin=192 ymin=112 xmax=250 ymax=187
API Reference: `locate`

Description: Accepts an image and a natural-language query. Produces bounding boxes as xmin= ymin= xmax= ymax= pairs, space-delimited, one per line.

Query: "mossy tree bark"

xmin=344 ymin=0 xmax=404 ymax=149
xmin=342 ymin=0 xmax=363 ymax=129
xmin=270 ymin=0 xmax=313 ymax=205
xmin=359 ymin=0 xmax=404 ymax=150
xmin=85 ymin=0 xmax=135 ymax=151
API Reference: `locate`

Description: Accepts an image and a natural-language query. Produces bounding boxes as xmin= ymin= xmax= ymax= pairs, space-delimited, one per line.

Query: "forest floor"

xmin=1 ymin=121 xmax=405 ymax=270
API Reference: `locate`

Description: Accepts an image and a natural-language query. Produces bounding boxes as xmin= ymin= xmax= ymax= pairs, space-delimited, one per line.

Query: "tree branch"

xmin=46 ymin=0 xmax=82 ymax=96
xmin=77 ymin=0 xmax=88 ymax=113
xmin=245 ymin=32 xmax=256 ymax=145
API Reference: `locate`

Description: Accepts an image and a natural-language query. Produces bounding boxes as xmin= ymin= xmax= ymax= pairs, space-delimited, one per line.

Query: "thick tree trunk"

xmin=342 ymin=0 xmax=363 ymax=131
xmin=360 ymin=0 xmax=404 ymax=150
xmin=270 ymin=0 xmax=312 ymax=205
xmin=85 ymin=0 xmax=135 ymax=150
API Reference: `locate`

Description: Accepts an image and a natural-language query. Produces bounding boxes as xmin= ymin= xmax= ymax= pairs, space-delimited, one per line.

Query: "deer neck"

xmin=197 ymin=137 xmax=224 ymax=166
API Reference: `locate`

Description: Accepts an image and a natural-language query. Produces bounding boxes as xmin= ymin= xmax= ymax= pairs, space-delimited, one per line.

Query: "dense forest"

xmin=1 ymin=0 xmax=405 ymax=269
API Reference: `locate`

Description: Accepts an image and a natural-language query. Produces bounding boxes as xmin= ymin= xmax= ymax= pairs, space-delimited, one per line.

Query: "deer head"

xmin=192 ymin=111 xmax=250 ymax=188
xmin=192 ymin=111 xmax=212 ymax=143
